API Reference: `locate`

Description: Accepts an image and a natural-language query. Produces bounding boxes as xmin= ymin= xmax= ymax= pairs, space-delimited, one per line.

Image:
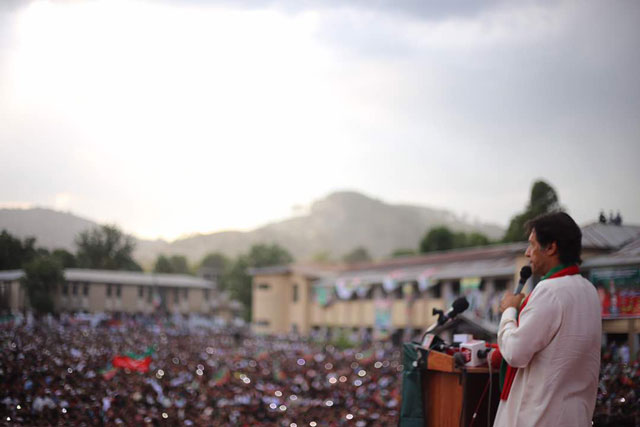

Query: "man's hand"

xmin=500 ymin=293 xmax=525 ymax=313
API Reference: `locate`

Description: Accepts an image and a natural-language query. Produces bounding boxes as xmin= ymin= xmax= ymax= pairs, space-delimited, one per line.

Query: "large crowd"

xmin=2 ymin=313 xmax=640 ymax=426
xmin=0 ymin=314 xmax=400 ymax=426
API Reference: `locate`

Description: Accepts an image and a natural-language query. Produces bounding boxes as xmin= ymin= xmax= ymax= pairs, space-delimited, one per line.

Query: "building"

xmin=250 ymin=222 xmax=640 ymax=345
xmin=0 ymin=268 xmax=240 ymax=319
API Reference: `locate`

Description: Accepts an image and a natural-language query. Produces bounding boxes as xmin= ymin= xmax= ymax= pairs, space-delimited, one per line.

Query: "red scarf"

xmin=500 ymin=265 xmax=580 ymax=400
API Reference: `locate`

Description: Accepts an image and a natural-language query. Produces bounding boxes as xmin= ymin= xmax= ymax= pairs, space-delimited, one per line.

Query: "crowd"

xmin=592 ymin=343 xmax=640 ymax=427
xmin=0 ymin=314 xmax=401 ymax=426
xmin=3 ymin=313 xmax=640 ymax=426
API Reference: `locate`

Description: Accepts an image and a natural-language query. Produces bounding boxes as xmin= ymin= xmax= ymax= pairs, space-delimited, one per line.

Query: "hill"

xmin=0 ymin=192 xmax=504 ymax=266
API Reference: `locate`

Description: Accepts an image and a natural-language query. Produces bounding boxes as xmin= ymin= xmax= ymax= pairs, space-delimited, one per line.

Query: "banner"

xmin=374 ymin=298 xmax=392 ymax=339
xmin=591 ymin=267 xmax=640 ymax=318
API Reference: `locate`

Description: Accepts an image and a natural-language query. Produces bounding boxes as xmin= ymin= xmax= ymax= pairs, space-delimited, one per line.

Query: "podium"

xmin=421 ymin=350 xmax=500 ymax=427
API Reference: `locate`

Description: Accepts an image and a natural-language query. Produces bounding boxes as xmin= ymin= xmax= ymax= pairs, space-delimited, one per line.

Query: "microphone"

xmin=438 ymin=297 xmax=470 ymax=325
xmin=514 ymin=266 xmax=532 ymax=295
xmin=423 ymin=297 xmax=470 ymax=336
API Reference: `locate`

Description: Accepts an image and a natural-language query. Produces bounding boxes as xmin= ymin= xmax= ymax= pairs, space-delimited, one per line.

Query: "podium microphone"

xmin=514 ymin=266 xmax=532 ymax=295
xmin=423 ymin=297 xmax=470 ymax=336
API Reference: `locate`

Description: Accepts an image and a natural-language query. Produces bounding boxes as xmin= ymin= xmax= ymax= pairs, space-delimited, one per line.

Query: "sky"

xmin=1 ymin=0 xmax=639 ymax=240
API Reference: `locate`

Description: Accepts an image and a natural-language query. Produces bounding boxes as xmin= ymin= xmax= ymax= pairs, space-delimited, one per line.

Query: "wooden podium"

xmin=421 ymin=350 xmax=500 ymax=427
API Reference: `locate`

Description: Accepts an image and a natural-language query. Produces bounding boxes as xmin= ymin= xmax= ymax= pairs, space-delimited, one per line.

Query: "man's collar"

xmin=541 ymin=263 xmax=566 ymax=281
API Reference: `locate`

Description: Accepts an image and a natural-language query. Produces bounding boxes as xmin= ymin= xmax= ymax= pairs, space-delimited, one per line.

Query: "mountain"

xmin=0 ymin=207 xmax=97 ymax=251
xmin=0 ymin=192 xmax=504 ymax=266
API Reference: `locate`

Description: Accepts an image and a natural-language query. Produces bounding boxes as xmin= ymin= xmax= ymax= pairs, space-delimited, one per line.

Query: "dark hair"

xmin=525 ymin=211 xmax=582 ymax=265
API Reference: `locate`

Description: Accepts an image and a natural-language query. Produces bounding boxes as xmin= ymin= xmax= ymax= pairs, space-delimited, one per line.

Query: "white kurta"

xmin=493 ymin=274 xmax=601 ymax=427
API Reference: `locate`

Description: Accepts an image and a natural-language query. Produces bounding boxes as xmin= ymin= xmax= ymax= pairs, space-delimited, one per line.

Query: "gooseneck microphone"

xmin=438 ymin=297 xmax=470 ymax=326
xmin=514 ymin=266 xmax=532 ymax=295
xmin=423 ymin=297 xmax=470 ymax=337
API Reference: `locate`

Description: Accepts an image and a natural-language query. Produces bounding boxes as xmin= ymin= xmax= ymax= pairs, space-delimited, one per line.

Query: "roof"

xmin=0 ymin=270 xmax=24 ymax=281
xmin=581 ymin=223 xmax=640 ymax=250
xmin=583 ymin=235 xmax=640 ymax=269
xmin=64 ymin=269 xmax=214 ymax=289
xmin=0 ymin=269 xmax=214 ymax=289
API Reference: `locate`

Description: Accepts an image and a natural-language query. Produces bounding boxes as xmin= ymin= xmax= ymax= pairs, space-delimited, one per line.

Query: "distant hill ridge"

xmin=0 ymin=191 xmax=504 ymax=266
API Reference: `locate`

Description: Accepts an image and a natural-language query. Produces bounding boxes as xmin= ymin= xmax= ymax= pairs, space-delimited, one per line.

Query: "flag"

xmin=112 ymin=355 xmax=152 ymax=372
xmin=100 ymin=363 xmax=118 ymax=380
xmin=210 ymin=367 xmax=231 ymax=386
xmin=273 ymin=361 xmax=286 ymax=382
xmin=255 ymin=350 xmax=269 ymax=362
xmin=361 ymin=348 xmax=375 ymax=364
xmin=124 ymin=346 xmax=155 ymax=360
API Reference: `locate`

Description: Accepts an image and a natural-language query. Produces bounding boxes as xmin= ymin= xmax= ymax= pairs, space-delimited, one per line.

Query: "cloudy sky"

xmin=1 ymin=0 xmax=639 ymax=240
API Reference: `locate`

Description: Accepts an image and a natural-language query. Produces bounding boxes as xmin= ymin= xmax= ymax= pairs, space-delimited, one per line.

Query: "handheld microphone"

xmin=514 ymin=266 xmax=532 ymax=295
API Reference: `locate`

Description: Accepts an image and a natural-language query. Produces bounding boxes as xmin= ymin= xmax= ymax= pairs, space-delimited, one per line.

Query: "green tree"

xmin=21 ymin=255 xmax=63 ymax=314
xmin=226 ymin=243 xmax=293 ymax=321
xmin=342 ymin=246 xmax=371 ymax=264
xmin=199 ymin=252 xmax=229 ymax=271
xmin=75 ymin=225 xmax=142 ymax=271
xmin=169 ymin=255 xmax=189 ymax=274
xmin=154 ymin=255 xmax=173 ymax=273
xmin=503 ymin=180 xmax=562 ymax=242
xmin=466 ymin=232 xmax=490 ymax=247
xmin=420 ymin=226 xmax=455 ymax=253
xmin=51 ymin=249 xmax=76 ymax=268
xmin=0 ymin=230 xmax=39 ymax=270
xmin=391 ymin=248 xmax=417 ymax=258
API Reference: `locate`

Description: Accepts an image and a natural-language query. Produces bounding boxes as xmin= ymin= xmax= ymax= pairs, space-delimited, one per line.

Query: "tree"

xmin=342 ymin=246 xmax=372 ymax=264
xmin=226 ymin=243 xmax=293 ymax=321
xmin=0 ymin=230 xmax=39 ymax=270
xmin=503 ymin=180 xmax=562 ymax=242
xmin=466 ymin=232 xmax=490 ymax=247
xmin=169 ymin=255 xmax=189 ymax=274
xmin=21 ymin=255 xmax=63 ymax=314
xmin=420 ymin=226 xmax=454 ymax=253
xmin=199 ymin=252 xmax=229 ymax=271
xmin=51 ymin=249 xmax=76 ymax=268
xmin=75 ymin=225 xmax=142 ymax=271
xmin=391 ymin=248 xmax=417 ymax=258
xmin=154 ymin=255 xmax=173 ymax=273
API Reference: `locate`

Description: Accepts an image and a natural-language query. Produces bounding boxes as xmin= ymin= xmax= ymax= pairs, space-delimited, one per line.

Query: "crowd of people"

xmin=2 ymin=312 xmax=640 ymax=426
xmin=0 ymin=313 xmax=401 ymax=426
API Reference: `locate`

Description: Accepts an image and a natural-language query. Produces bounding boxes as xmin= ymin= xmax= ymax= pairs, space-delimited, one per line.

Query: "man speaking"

xmin=494 ymin=212 xmax=601 ymax=427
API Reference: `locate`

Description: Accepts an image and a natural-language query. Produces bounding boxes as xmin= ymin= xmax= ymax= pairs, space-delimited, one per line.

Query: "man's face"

xmin=525 ymin=230 xmax=555 ymax=276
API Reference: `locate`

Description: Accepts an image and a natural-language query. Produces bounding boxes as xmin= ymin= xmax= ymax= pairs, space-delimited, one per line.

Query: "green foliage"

xmin=503 ymin=180 xmax=562 ymax=242
xmin=21 ymin=255 xmax=64 ymax=314
xmin=226 ymin=243 xmax=294 ymax=321
xmin=420 ymin=226 xmax=454 ymax=252
xmin=331 ymin=331 xmax=355 ymax=350
xmin=154 ymin=255 xmax=173 ymax=273
xmin=75 ymin=225 xmax=142 ymax=271
xmin=0 ymin=230 xmax=39 ymax=270
xmin=153 ymin=254 xmax=189 ymax=274
xmin=420 ymin=227 xmax=491 ymax=253
xmin=311 ymin=251 xmax=332 ymax=263
xmin=342 ymin=246 xmax=371 ymax=264
xmin=199 ymin=252 xmax=229 ymax=271
xmin=391 ymin=248 xmax=417 ymax=258
xmin=169 ymin=255 xmax=188 ymax=274
xmin=51 ymin=249 xmax=76 ymax=268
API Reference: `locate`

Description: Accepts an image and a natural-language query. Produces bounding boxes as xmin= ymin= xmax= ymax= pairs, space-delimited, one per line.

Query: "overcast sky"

xmin=1 ymin=0 xmax=639 ymax=240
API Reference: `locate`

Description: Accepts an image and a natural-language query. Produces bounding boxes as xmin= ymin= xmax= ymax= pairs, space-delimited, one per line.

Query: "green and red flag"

xmin=255 ymin=350 xmax=269 ymax=361
xmin=124 ymin=346 xmax=155 ymax=360
xmin=100 ymin=363 xmax=118 ymax=380
xmin=112 ymin=355 xmax=152 ymax=372
xmin=361 ymin=348 xmax=375 ymax=364
xmin=272 ymin=360 xmax=286 ymax=382
xmin=210 ymin=367 xmax=231 ymax=386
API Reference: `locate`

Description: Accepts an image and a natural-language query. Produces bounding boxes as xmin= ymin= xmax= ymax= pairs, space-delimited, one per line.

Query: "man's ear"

xmin=545 ymin=241 xmax=559 ymax=257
